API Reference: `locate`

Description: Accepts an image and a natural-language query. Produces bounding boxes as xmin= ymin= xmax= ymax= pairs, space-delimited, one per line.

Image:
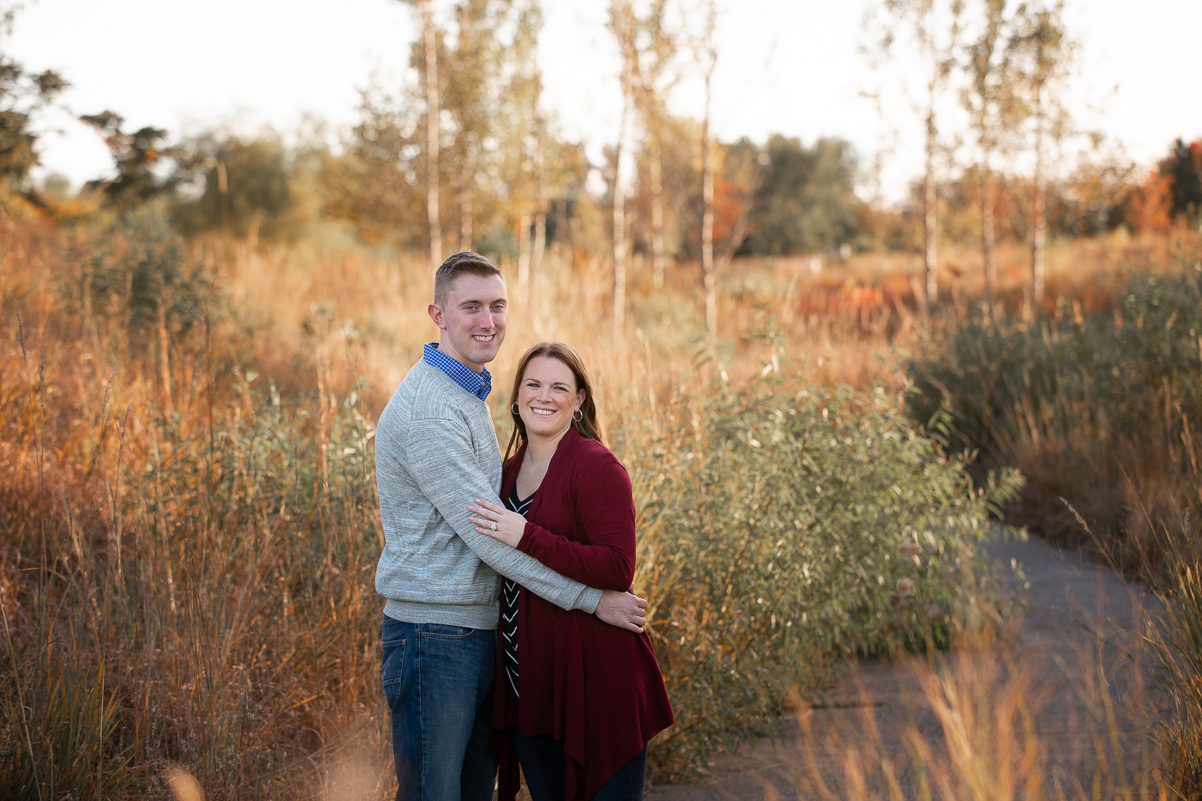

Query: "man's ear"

xmin=428 ymin=303 xmax=447 ymax=330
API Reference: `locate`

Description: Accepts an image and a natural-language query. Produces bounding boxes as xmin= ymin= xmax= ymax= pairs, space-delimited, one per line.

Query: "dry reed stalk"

xmin=791 ymin=637 xmax=1164 ymax=801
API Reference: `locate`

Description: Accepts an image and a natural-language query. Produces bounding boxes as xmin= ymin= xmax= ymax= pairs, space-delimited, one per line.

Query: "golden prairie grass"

xmin=0 ymin=214 xmax=1195 ymax=798
xmin=903 ymin=231 xmax=1202 ymax=584
xmin=792 ymin=645 xmax=1167 ymax=801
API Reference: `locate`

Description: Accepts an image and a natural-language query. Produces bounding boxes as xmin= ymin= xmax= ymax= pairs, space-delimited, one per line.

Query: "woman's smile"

xmin=517 ymin=356 xmax=584 ymax=440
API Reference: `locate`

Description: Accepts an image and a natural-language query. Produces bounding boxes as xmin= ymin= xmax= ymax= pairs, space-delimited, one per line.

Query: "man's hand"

xmin=595 ymin=589 xmax=647 ymax=633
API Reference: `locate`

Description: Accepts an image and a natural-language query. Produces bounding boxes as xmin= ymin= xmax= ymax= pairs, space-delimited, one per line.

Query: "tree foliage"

xmin=742 ymin=135 xmax=859 ymax=256
xmin=172 ymin=132 xmax=305 ymax=244
xmin=0 ymin=4 xmax=67 ymax=210
xmin=80 ymin=112 xmax=176 ymax=211
xmin=1160 ymin=138 xmax=1202 ymax=224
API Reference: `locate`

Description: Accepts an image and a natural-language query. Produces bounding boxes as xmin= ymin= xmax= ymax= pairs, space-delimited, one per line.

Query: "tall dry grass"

xmin=902 ymin=228 xmax=1202 ymax=799
xmin=0 ymin=211 xmax=1191 ymax=798
xmin=1 ymin=219 xmax=391 ymax=798
xmin=905 ymin=236 xmax=1202 ymax=583
xmin=793 ymin=643 xmax=1167 ymax=801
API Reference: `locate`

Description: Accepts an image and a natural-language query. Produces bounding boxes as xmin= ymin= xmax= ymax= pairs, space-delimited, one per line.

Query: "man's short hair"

xmin=433 ymin=252 xmax=503 ymax=307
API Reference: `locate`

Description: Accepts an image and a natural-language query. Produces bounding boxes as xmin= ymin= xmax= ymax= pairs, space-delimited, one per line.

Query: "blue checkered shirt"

xmin=422 ymin=342 xmax=492 ymax=401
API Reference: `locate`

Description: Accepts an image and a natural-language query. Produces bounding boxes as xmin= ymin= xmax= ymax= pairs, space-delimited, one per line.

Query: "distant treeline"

xmin=2 ymin=0 xmax=1200 ymax=269
xmin=21 ymin=124 xmax=1202 ymax=259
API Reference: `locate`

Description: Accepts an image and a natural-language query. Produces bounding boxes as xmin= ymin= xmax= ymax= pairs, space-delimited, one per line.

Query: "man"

xmin=375 ymin=251 xmax=648 ymax=801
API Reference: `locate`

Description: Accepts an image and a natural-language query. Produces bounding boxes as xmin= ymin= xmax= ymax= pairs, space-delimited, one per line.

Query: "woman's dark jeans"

xmin=511 ymin=730 xmax=647 ymax=801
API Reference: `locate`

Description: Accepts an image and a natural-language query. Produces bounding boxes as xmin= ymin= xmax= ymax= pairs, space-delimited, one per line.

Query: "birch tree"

xmin=504 ymin=0 xmax=545 ymax=306
xmin=630 ymin=0 xmax=679 ymax=291
xmin=607 ymin=0 xmax=638 ymax=334
xmin=442 ymin=0 xmax=514 ymax=253
xmin=870 ymin=0 xmax=963 ymax=316
xmin=400 ymin=0 xmax=444 ymax=266
xmin=961 ymin=0 xmax=1019 ymax=320
xmin=1008 ymin=0 xmax=1075 ymax=317
xmin=697 ymin=2 xmax=718 ymax=337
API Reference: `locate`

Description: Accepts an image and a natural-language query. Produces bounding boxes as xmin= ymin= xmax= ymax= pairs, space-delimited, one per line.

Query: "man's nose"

xmin=479 ymin=309 xmax=494 ymax=329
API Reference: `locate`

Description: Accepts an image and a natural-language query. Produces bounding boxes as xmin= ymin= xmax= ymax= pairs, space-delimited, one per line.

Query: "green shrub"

xmin=62 ymin=208 xmax=215 ymax=345
xmin=907 ymin=267 xmax=1202 ymax=458
xmin=625 ymin=376 xmax=1022 ymax=774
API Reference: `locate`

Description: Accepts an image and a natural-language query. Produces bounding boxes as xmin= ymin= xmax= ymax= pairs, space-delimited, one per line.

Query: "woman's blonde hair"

xmin=504 ymin=342 xmax=603 ymax=462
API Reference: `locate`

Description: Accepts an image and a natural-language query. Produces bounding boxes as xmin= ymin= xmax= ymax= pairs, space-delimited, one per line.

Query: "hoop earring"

xmin=511 ymin=402 xmax=520 ymax=415
xmin=572 ymin=408 xmax=583 ymax=422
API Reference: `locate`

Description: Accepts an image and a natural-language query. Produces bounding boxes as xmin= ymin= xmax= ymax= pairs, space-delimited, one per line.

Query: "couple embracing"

xmin=374 ymin=252 xmax=674 ymax=801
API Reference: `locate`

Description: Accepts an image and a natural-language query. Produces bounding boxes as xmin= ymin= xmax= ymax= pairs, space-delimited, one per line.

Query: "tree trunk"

xmin=419 ymin=0 xmax=442 ymax=267
xmin=517 ymin=210 xmax=531 ymax=301
xmin=1030 ymin=87 xmax=1047 ymax=319
xmin=650 ymin=144 xmax=666 ymax=290
xmin=701 ymin=67 xmax=716 ymax=338
xmin=530 ymin=203 xmax=546 ymax=317
xmin=981 ymin=160 xmax=997 ymax=321
xmin=460 ymin=192 xmax=472 ymax=253
xmin=922 ymin=92 xmax=938 ymax=317
xmin=612 ymin=167 xmax=626 ymax=334
xmin=612 ymin=64 xmax=631 ymax=336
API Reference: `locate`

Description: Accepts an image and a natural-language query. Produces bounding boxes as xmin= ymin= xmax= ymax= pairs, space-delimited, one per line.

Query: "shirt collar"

xmin=422 ymin=342 xmax=492 ymax=401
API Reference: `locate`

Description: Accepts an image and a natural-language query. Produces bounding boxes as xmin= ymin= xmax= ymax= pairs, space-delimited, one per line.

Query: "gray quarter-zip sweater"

xmin=375 ymin=358 xmax=603 ymax=628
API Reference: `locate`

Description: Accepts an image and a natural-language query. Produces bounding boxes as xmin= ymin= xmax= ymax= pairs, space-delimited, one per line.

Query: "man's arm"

xmin=406 ymin=414 xmax=603 ymax=614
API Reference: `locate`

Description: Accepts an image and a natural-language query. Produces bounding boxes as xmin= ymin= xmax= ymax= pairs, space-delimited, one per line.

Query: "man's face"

xmin=428 ymin=273 xmax=508 ymax=373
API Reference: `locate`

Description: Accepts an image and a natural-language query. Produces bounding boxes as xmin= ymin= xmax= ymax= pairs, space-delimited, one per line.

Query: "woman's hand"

xmin=468 ymin=498 xmax=525 ymax=548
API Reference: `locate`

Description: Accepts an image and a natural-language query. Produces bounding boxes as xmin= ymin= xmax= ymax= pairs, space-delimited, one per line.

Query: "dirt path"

xmin=648 ymin=534 xmax=1161 ymax=800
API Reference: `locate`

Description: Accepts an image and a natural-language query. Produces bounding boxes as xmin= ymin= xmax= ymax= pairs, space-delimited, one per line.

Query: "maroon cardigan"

xmin=492 ymin=427 xmax=674 ymax=801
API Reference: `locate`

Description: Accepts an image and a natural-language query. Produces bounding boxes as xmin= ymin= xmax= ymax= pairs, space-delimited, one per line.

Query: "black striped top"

xmin=500 ymin=485 xmax=534 ymax=701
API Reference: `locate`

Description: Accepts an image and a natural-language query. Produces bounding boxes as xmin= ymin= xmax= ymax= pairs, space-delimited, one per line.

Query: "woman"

xmin=466 ymin=342 xmax=673 ymax=801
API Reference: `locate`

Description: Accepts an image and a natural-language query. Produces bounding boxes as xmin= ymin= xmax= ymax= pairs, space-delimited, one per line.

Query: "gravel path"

xmin=648 ymin=534 xmax=1161 ymax=800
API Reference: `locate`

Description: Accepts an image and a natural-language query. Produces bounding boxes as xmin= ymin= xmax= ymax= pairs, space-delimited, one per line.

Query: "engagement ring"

xmin=491 ymin=521 xmax=497 ymax=531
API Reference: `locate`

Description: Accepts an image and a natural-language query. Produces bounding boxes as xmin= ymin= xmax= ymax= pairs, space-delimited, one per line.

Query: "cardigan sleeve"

xmin=517 ymin=448 xmax=636 ymax=591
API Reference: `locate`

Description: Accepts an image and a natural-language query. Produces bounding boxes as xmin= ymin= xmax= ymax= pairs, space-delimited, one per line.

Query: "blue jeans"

xmin=512 ymin=731 xmax=647 ymax=801
xmin=381 ymin=616 xmax=498 ymax=801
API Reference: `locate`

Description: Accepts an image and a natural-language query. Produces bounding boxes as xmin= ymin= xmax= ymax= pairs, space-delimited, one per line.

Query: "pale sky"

xmin=10 ymin=0 xmax=1202 ymax=203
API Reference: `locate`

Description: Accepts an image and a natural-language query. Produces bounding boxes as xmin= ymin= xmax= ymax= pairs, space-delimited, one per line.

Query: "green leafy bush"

xmin=624 ymin=377 xmax=1022 ymax=774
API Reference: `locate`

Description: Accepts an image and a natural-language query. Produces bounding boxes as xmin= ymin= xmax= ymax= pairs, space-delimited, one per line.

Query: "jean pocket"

xmin=419 ymin=623 xmax=474 ymax=640
xmin=381 ymin=637 xmax=407 ymax=705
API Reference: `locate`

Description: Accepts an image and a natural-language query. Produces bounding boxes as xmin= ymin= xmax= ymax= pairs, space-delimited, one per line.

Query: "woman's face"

xmin=516 ymin=355 xmax=584 ymax=442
